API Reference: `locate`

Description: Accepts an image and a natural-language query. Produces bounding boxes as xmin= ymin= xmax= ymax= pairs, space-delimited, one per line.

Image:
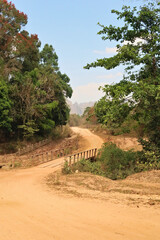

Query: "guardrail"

xmin=0 ymin=139 xmax=97 ymax=170
xmin=29 ymin=146 xmax=75 ymax=164
xmin=65 ymin=148 xmax=97 ymax=165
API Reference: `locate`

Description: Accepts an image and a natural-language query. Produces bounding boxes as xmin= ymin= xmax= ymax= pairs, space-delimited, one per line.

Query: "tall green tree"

xmin=40 ymin=44 xmax=59 ymax=71
xmin=84 ymin=2 xmax=160 ymax=148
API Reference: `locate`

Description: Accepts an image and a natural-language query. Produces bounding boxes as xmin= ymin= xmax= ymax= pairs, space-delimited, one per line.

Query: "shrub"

xmin=71 ymin=158 xmax=104 ymax=175
xmin=62 ymin=161 xmax=72 ymax=174
xmin=62 ymin=158 xmax=104 ymax=176
xmin=52 ymin=125 xmax=72 ymax=139
xmin=135 ymin=140 xmax=160 ymax=171
xmin=98 ymin=142 xmax=138 ymax=179
xmin=62 ymin=142 xmax=160 ymax=180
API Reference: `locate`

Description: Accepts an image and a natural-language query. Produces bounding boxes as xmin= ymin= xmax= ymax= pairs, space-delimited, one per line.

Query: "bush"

xmin=98 ymin=142 xmax=139 ymax=179
xmin=62 ymin=142 xmax=160 ymax=180
xmin=52 ymin=125 xmax=72 ymax=139
xmin=135 ymin=140 xmax=160 ymax=171
xmin=62 ymin=161 xmax=72 ymax=174
xmin=72 ymin=158 xmax=104 ymax=175
xmin=62 ymin=158 xmax=104 ymax=176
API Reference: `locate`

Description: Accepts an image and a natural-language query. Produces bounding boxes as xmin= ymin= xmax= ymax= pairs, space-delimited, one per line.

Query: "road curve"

xmin=0 ymin=128 xmax=160 ymax=240
xmin=38 ymin=127 xmax=104 ymax=168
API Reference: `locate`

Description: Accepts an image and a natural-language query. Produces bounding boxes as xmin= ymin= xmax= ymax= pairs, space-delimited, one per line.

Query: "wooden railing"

xmin=30 ymin=147 xmax=74 ymax=164
xmin=0 ymin=136 xmax=79 ymax=168
xmin=65 ymin=148 xmax=97 ymax=165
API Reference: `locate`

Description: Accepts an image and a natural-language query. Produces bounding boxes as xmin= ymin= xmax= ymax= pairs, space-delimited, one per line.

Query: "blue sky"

xmin=11 ymin=0 xmax=144 ymax=103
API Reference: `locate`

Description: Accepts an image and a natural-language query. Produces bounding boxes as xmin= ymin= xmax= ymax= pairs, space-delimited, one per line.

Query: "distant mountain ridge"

xmin=67 ymin=100 xmax=95 ymax=115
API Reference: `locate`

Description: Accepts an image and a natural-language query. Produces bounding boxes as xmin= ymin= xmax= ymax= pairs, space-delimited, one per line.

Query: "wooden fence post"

xmin=46 ymin=152 xmax=48 ymax=161
xmin=51 ymin=151 xmax=53 ymax=160
xmin=95 ymin=148 xmax=97 ymax=157
xmin=90 ymin=150 xmax=92 ymax=158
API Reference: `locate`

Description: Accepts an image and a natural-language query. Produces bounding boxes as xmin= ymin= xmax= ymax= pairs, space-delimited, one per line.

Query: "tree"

xmin=0 ymin=0 xmax=40 ymax=76
xmin=40 ymin=44 xmax=59 ymax=71
xmin=0 ymin=77 xmax=12 ymax=133
xmin=0 ymin=0 xmax=72 ymax=140
xmin=39 ymin=44 xmax=72 ymax=128
xmin=84 ymin=2 xmax=160 ymax=148
xmin=83 ymin=106 xmax=97 ymax=124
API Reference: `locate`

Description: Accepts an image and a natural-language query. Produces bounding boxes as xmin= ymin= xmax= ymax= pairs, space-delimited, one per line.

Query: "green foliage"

xmin=63 ymin=142 xmax=160 ymax=180
xmin=62 ymin=159 xmax=104 ymax=176
xmin=40 ymin=44 xmax=59 ymax=71
xmin=0 ymin=77 xmax=12 ymax=132
xmin=0 ymin=1 xmax=72 ymax=141
xmin=83 ymin=106 xmax=98 ymax=124
xmin=72 ymin=159 xmax=104 ymax=175
xmin=62 ymin=161 xmax=72 ymax=174
xmin=98 ymin=143 xmax=139 ymax=179
xmin=137 ymin=139 xmax=160 ymax=170
xmin=18 ymin=120 xmax=39 ymax=138
xmin=84 ymin=2 xmax=160 ymax=151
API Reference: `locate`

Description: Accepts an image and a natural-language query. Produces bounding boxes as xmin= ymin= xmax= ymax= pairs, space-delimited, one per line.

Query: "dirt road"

xmin=0 ymin=128 xmax=160 ymax=240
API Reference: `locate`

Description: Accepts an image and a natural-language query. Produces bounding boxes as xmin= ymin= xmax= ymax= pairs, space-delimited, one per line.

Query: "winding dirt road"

xmin=0 ymin=128 xmax=160 ymax=240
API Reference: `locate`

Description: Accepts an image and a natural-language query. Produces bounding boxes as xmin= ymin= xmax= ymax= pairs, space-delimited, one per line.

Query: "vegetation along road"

xmin=0 ymin=127 xmax=160 ymax=240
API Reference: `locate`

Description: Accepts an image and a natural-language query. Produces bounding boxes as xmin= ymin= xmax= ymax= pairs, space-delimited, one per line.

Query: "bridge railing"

xmin=65 ymin=148 xmax=97 ymax=166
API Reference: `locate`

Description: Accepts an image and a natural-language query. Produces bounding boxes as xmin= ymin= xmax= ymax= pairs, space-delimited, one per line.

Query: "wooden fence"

xmin=0 ymin=146 xmax=78 ymax=168
xmin=29 ymin=146 xmax=75 ymax=164
xmin=0 ymin=143 xmax=97 ymax=171
xmin=65 ymin=148 xmax=97 ymax=166
xmin=0 ymin=135 xmax=79 ymax=168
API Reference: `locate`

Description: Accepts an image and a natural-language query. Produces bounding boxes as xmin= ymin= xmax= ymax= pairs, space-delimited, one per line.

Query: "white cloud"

xmin=71 ymin=82 xmax=106 ymax=103
xmin=105 ymin=47 xmax=117 ymax=54
xmin=93 ymin=46 xmax=117 ymax=55
xmin=124 ymin=38 xmax=146 ymax=46
xmin=71 ymin=72 xmax=123 ymax=103
xmin=93 ymin=38 xmax=146 ymax=56
xmin=97 ymin=72 xmax=122 ymax=80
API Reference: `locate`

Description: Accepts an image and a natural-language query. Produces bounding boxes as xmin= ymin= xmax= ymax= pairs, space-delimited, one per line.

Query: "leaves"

xmin=0 ymin=1 xmax=72 ymax=140
xmin=84 ymin=2 xmax=160 ymax=148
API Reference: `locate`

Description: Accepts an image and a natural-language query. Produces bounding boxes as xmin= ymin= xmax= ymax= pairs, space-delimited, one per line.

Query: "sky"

xmin=11 ymin=0 xmax=145 ymax=103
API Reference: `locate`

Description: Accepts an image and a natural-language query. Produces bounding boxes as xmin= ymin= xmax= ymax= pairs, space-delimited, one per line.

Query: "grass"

xmin=46 ymin=171 xmax=160 ymax=207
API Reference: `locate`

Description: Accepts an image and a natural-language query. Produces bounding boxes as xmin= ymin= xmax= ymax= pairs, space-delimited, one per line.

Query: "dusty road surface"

xmin=0 ymin=127 xmax=160 ymax=240
xmin=71 ymin=126 xmax=104 ymax=150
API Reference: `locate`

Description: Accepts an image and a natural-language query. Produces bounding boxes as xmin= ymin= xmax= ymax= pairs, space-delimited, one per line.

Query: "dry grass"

xmin=46 ymin=170 xmax=160 ymax=208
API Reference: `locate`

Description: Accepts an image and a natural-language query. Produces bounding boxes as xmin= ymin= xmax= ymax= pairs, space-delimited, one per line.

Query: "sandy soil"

xmin=0 ymin=127 xmax=160 ymax=240
xmin=92 ymin=129 xmax=142 ymax=151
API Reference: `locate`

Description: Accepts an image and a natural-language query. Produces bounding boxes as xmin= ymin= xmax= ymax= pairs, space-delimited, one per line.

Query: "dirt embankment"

xmin=0 ymin=134 xmax=80 ymax=168
xmin=0 ymin=127 xmax=160 ymax=240
xmin=87 ymin=126 xmax=142 ymax=151
xmin=47 ymin=170 xmax=160 ymax=208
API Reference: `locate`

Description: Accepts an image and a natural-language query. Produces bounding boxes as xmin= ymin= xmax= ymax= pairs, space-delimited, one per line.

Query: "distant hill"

xmin=67 ymin=100 xmax=95 ymax=115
